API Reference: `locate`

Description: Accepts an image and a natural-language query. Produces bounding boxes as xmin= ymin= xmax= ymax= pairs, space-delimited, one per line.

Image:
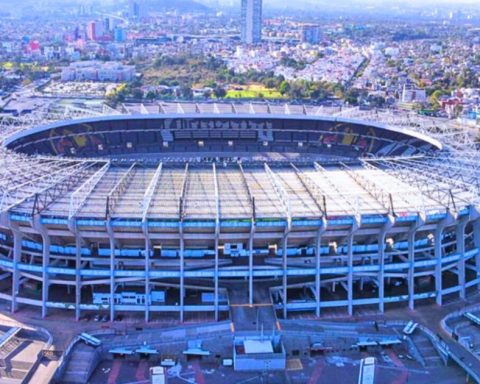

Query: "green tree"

xmin=279 ymin=81 xmax=291 ymax=95
xmin=214 ymin=87 xmax=227 ymax=98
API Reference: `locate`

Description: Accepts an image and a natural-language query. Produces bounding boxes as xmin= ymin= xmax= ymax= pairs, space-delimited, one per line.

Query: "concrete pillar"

xmin=378 ymin=231 xmax=386 ymax=313
xmin=109 ymin=238 xmax=116 ymax=322
xmin=435 ymin=224 xmax=444 ymax=306
xmin=75 ymin=235 xmax=82 ymax=321
xmin=347 ymin=232 xmax=354 ymax=316
xmin=144 ymin=237 xmax=150 ymax=323
xmin=214 ymin=236 xmax=219 ymax=322
xmin=180 ymin=235 xmax=185 ymax=323
xmin=11 ymin=230 xmax=22 ymax=313
xmin=456 ymin=220 xmax=467 ymax=300
xmin=407 ymin=229 xmax=416 ymax=311
xmin=248 ymin=230 xmax=254 ymax=306
xmin=41 ymin=233 xmax=50 ymax=319
xmin=315 ymin=232 xmax=322 ymax=317
xmin=282 ymin=235 xmax=288 ymax=319
xmin=474 ymin=220 xmax=480 ymax=290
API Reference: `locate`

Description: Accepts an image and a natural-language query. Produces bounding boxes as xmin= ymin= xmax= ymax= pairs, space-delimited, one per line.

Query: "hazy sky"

xmin=199 ymin=0 xmax=480 ymax=11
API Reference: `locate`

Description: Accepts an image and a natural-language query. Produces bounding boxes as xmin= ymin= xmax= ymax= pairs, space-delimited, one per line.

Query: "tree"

xmin=131 ymin=88 xmax=144 ymax=100
xmin=214 ymin=87 xmax=227 ymax=98
xmin=264 ymin=78 xmax=276 ymax=89
xmin=180 ymin=85 xmax=193 ymax=99
xmin=279 ymin=81 xmax=291 ymax=95
xmin=145 ymin=91 xmax=157 ymax=100
xmin=430 ymin=89 xmax=446 ymax=108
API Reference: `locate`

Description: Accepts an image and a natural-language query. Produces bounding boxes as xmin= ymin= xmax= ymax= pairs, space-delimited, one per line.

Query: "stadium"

xmin=0 ymin=102 xmax=479 ymax=323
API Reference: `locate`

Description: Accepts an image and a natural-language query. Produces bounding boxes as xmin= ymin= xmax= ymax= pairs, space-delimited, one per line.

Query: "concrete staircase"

xmin=61 ymin=344 xmax=99 ymax=384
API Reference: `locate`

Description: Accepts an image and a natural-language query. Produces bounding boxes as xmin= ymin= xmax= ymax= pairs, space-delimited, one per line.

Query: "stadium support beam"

xmin=238 ymin=163 xmax=257 ymax=305
xmin=142 ymin=162 xmax=163 ymax=224
xmin=282 ymin=234 xmax=289 ymax=319
xmin=213 ymin=163 xmax=220 ymax=321
xmin=456 ymin=217 xmax=468 ymax=300
xmin=474 ymin=220 xmax=480 ymax=291
xmin=179 ymin=226 xmax=185 ymax=323
xmin=41 ymin=232 xmax=50 ymax=319
xmin=238 ymin=163 xmax=256 ymax=220
xmin=407 ymin=229 xmax=416 ymax=311
xmin=378 ymin=216 xmax=395 ymax=313
xmin=264 ymin=163 xmax=292 ymax=319
xmin=75 ymin=235 xmax=82 ymax=321
xmin=106 ymin=163 xmax=137 ymax=219
xmin=315 ymin=219 xmax=327 ymax=317
xmin=290 ymin=163 xmax=326 ymax=217
xmin=346 ymin=215 xmax=360 ymax=316
xmin=249 ymin=224 xmax=255 ymax=306
xmin=30 ymin=162 xmax=97 ymax=216
xmin=69 ymin=162 xmax=110 ymax=220
xmin=141 ymin=161 xmax=161 ymax=322
xmin=179 ymin=164 xmax=189 ymax=323
xmin=408 ymin=214 xmax=425 ymax=311
xmin=11 ymin=228 xmax=22 ymax=314
xmin=32 ymin=218 xmax=51 ymax=319
xmin=144 ymin=233 xmax=151 ymax=323
xmin=376 ymin=158 xmax=465 ymax=212
xmin=179 ymin=163 xmax=189 ymax=222
xmin=397 ymin=157 xmax=478 ymax=194
xmin=177 ymin=103 xmax=185 ymax=114
xmin=1 ymin=161 xmax=89 ymax=214
xmin=264 ymin=163 xmax=292 ymax=229
xmin=107 ymin=223 xmax=116 ymax=322
xmin=360 ymin=160 xmax=426 ymax=214
xmin=314 ymin=162 xmax=359 ymax=219
xmin=341 ymin=162 xmax=391 ymax=214
xmin=435 ymin=213 xmax=455 ymax=306
xmin=142 ymin=213 xmax=152 ymax=323
xmin=347 ymin=230 xmax=355 ymax=316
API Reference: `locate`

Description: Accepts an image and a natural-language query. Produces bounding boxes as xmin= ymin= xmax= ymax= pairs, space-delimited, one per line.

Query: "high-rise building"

xmin=241 ymin=0 xmax=262 ymax=44
xmin=114 ymin=27 xmax=127 ymax=43
xmin=87 ymin=21 xmax=97 ymax=41
xmin=129 ymin=0 xmax=141 ymax=19
xmin=86 ymin=21 xmax=106 ymax=41
xmin=301 ymin=24 xmax=321 ymax=45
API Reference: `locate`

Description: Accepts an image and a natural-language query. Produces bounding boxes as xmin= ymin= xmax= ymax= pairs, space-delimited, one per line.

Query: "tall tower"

xmin=129 ymin=0 xmax=141 ymax=19
xmin=241 ymin=0 xmax=262 ymax=44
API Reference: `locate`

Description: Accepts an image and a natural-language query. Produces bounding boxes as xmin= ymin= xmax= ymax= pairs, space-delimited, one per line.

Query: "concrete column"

xmin=179 ymin=235 xmax=185 ymax=323
xmin=248 ymin=230 xmax=254 ymax=306
xmin=41 ymin=233 xmax=50 ymax=319
xmin=144 ymin=237 xmax=150 ymax=323
xmin=456 ymin=220 xmax=467 ymax=300
xmin=282 ymin=235 xmax=288 ymax=319
xmin=315 ymin=231 xmax=322 ymax=317
xmin=347 ymin=232 xmax=354 ymax=316
xmin=407 ymin=229 xmax=416 ymax=310
xmin=473 ymin=219 xmax=480 ymax=290
xmin=11 ymin=230 xmax=22 ymax=313
xmin=75 ymin=235 xmax=82 ymax=321
xmin=378 ymin=231 xmax=386 ymax=313
xmin=109 ymin=238 xmax=116 ymax=322
xmin=214 ymin=236 xmax=219 ymax=322
xmin=435 ymin=224 xmax=444 ymax=306
xmin=474 ymin=220 xmax=480 ymax=290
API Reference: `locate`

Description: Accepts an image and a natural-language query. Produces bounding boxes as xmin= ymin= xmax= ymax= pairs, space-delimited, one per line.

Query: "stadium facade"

xmin=0 ymin=102 xmax=479 ymax=322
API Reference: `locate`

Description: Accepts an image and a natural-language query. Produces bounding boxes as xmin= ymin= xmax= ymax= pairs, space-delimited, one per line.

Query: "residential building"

xmin=241 ymin=0 xmax=262 ymax=44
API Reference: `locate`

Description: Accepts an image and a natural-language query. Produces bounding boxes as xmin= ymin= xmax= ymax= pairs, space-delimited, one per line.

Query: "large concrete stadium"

xmin=0 ymin=102 xmax=479 ymax=322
